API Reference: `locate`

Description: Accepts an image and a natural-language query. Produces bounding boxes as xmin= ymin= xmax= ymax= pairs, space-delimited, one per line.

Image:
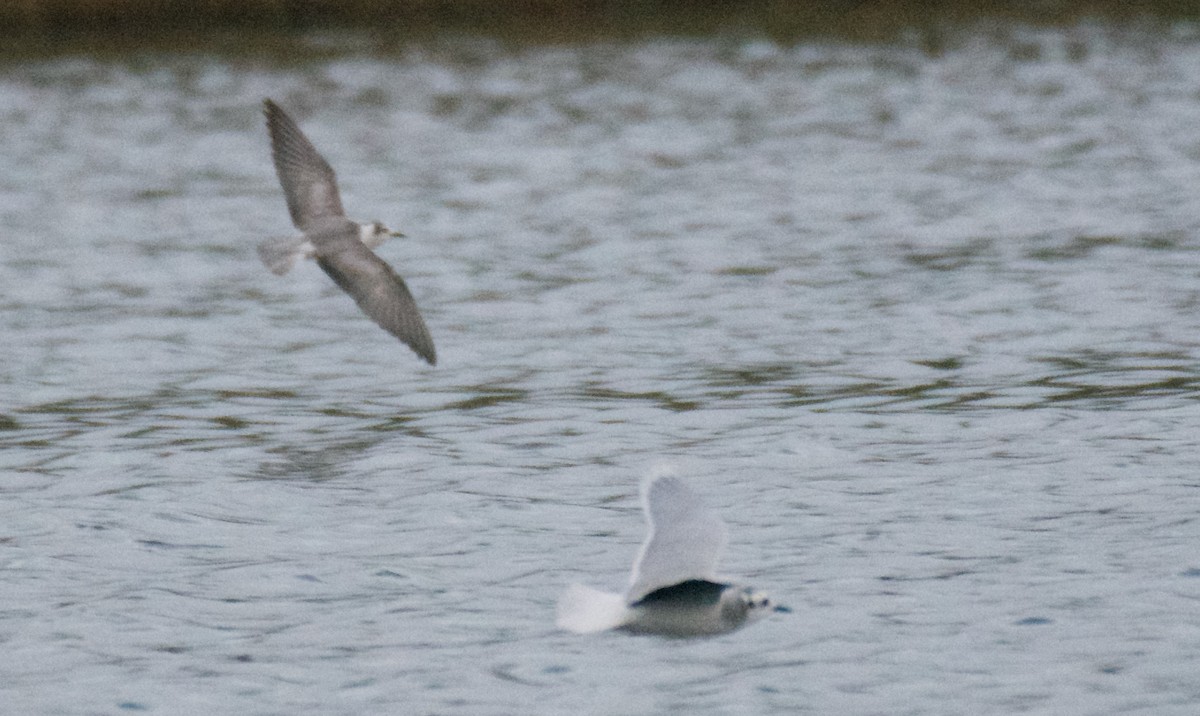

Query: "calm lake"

xmin=3 ymin=17 xmax=1200 ymax=715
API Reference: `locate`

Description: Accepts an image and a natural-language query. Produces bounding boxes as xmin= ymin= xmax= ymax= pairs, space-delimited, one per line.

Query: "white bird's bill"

xmin=259 ymin=98 xmax=437 ymax=365
xmin=556 ymin=475 xmax=787 ymax=638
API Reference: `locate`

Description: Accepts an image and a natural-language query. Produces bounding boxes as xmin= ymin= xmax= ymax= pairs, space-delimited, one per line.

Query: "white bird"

xmin=557 ymin=475 xmax=788 ymax=637
xmin=259 ymin=98 xmax=436 ymax=365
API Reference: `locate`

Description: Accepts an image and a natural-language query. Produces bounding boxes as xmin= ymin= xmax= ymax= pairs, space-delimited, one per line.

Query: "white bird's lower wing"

xmin=556 ymin=584 xmax=629 ymax=634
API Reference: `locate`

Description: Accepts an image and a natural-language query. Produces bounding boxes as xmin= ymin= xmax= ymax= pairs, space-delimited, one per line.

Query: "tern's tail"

xmin=257 ymin=236 xmax=311 ymax=276
xmin=556 ymin=584 xmax=629 ymax=634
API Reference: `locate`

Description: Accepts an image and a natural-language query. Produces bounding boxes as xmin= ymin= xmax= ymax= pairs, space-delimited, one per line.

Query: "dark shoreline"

xmin=5 ymin=0 xmax=1200 ymax=42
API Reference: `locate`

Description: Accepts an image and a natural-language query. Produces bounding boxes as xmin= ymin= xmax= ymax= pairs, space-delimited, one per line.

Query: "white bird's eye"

xmin=743 ymin=591 xmax=772 ymax=609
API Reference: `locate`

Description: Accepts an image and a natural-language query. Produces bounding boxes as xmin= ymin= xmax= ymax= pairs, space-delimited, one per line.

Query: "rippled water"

xmin=3 ymin=19 xmax=1200 ymax=715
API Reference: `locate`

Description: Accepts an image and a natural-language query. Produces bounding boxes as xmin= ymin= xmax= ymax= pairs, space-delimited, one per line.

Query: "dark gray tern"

xmin=556 ymin=474 xmax=788 ymax=637
xmin=259 ymin=98 xmax=436 ymax=365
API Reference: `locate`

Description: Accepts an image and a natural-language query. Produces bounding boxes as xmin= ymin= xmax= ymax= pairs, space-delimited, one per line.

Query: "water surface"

xmin=3 ymin=21 xmax=1200 ymax=715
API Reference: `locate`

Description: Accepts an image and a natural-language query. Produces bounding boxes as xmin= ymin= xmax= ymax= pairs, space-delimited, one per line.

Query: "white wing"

xmin=625 ymin=476 xmax=727 ymax=603
xmin=556 ymin=584 xmax=629 ymax=634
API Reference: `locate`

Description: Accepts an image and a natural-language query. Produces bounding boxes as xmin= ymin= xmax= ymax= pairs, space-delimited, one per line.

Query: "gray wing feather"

xmin=264 ymin=99 xmax=346 ymax=230
xmin=317 ymin=242 xmax=437 ymax=365
xmin=625 ymin=476 xmax=727 ymax=603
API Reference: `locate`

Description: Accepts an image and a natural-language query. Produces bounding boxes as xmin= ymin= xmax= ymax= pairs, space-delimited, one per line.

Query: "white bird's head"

xmin=724 ymin=587 xmax=790 ymax=627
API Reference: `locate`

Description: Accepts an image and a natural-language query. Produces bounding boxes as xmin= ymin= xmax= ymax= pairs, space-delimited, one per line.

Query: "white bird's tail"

xmin=556 ymin=583 xmax=629 ymax=634
xmin=257 ymin=236 xmax=311 ymax=276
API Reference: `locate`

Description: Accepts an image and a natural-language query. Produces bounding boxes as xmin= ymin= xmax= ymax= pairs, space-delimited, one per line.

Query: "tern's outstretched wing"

xmin=264 ymin=99 xmax=346 ymax=231
xmin=625 ymin=476 xmax=727 ymax=603
xmin=316 ymin=235 xmax=437 ymax=365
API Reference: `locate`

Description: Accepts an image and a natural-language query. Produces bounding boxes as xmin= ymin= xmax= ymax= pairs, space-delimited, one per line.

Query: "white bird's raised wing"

xmin=625 ymin=476 xmax=727 ymax=603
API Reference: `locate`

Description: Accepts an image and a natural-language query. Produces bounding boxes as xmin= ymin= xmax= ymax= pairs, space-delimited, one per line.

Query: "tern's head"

xmin=358 ymin=221 xmax=404 ymax=247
